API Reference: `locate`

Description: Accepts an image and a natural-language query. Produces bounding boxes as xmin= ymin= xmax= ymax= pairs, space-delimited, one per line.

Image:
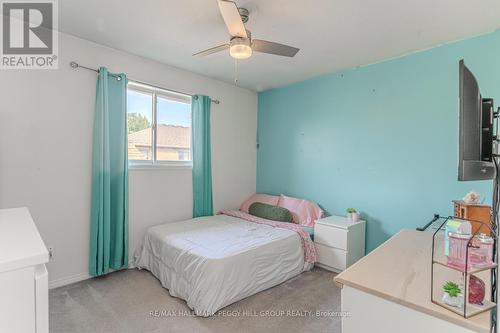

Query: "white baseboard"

xmin=49 ymin=272 xmax=91 ymax=289
xmin=48 ymin=262 xmax=134 ymax=289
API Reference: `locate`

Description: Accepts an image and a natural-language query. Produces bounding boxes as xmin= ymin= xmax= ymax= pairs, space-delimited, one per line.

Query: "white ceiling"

xmin=59 ymin=0 xmax=500 ymax=91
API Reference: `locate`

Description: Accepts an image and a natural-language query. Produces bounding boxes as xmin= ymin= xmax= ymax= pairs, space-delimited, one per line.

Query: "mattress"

xmin=133 ymin=214 xmax=313 ymax=316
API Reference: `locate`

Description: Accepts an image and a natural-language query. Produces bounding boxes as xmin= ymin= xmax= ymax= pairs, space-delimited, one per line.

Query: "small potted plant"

xmin=442 ymin=281 xmax=464 ymax=308
xmin=346 ymin=208 xmax=360 ymax=222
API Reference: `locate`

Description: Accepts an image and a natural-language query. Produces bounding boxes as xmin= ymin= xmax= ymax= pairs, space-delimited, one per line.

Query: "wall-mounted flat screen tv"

xmin=458 ymin=59 xmax=495 ymax=181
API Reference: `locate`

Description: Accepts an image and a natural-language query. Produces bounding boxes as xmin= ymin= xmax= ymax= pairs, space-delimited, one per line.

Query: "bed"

xmin=133 ymin=210 xmax=316 ymax=316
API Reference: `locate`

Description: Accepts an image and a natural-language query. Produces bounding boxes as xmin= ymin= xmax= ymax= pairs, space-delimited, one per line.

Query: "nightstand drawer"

xmin=315 ymin=243 xmax=347 ymax=271
xmin=314 ymin=223 xmax=347 ymax=250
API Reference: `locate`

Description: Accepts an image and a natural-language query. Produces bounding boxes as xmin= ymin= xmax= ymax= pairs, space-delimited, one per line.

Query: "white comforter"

xmin=133 ymin=214 xmax=312 ymax=316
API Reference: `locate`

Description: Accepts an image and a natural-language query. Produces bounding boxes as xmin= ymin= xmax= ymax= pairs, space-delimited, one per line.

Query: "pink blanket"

xmin=219 ymin=210 xmax=317 ymax=264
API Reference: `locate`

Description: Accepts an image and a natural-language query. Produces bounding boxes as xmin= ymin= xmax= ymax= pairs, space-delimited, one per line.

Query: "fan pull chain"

xmin=234 ymin=59 xmax=238 ymax=85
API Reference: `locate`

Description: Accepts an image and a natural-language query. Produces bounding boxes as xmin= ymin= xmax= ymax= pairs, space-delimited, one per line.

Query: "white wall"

xmin=0 ymin=33 xmax=257 ymax=287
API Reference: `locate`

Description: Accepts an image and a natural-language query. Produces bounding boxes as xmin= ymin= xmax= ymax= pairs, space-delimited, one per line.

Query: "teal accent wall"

xmin=257 ymin=31 xmax=500 ymax=252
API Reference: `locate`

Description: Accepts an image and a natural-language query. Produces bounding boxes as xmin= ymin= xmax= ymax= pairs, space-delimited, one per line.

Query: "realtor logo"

xmin=1 ymin=0 xmax=58 ymax=69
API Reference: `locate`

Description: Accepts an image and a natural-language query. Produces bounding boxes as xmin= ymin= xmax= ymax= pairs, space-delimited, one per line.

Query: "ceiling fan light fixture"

xmin=229 ymin=37 xmax=252 ymax=59
xmin=192 ymin=2 xmax=299 ymax=59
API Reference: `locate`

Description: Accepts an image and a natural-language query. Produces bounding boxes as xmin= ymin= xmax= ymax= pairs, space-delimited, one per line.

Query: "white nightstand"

xmin=314 ymin=215 xmax=366 ymax=272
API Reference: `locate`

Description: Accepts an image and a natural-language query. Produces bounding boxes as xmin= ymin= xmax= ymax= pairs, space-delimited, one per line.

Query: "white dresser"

xmin=335 ymin=230 xmax=486 ymax=333
xmin=314 ymin=215 xmax=366 ymax=272
xmin=0 ymin=207 xmax=49 ymax=333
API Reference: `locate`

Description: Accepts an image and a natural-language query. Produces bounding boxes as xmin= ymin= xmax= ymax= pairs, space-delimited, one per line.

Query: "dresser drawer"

xmin=315 ymin=243 xmax=347 ymax=271
xmin=314 ymin=223 xmax=347 ymax=250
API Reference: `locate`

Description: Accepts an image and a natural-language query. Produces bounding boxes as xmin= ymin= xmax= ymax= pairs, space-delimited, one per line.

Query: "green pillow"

xmin=248 ymin=202 xmax=293 ymax=222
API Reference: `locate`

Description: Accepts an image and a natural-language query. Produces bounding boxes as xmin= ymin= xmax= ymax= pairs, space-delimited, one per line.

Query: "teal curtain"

xmin=192 ymin=95 xmax=213 ymax=217
xmin=89 ymin=67 xmax=129 ymax=277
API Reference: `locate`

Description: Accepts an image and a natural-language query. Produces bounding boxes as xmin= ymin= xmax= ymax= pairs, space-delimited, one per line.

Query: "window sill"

xmin=128 ymin=162 xmax=193 ymax=171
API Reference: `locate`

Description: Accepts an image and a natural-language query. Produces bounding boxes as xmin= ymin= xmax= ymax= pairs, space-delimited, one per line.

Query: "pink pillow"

xmin=240 ymin=193 xmax=280 ymax=213
xmin=277 ymin=194 xmax=323 ymax=227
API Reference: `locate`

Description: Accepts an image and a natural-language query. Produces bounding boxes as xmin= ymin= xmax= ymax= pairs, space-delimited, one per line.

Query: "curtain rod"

xmin=69 ymin=61 xmax=220 ymax=104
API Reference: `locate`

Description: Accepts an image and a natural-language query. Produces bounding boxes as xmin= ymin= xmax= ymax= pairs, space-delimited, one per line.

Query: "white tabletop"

xmin=0 ymin=207 xmax=49 ymax=273
xmin=335 ymin=229 xmax=491 ymax=333
xmin=315 ymin=215 xmax=365 ymax=229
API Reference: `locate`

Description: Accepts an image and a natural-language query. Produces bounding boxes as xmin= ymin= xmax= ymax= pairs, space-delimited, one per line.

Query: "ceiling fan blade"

xmin=252 ymin=39 xmax=299 ymax=57
xmin=217 ymin=0 xmax=247 ymax=38
xmin=192 ymin=44 xmax=229 ymax=57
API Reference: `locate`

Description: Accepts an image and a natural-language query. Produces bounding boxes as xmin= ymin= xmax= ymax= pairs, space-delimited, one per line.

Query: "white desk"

xmin=335 ymin=230 xmax=491 ymax=333
xmin=0 ymin=207 xmax=49 ymax=333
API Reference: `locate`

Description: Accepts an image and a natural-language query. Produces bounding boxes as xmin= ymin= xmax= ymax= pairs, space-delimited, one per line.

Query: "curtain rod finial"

xmin=70 ymin=61 xmax=79 ymax=69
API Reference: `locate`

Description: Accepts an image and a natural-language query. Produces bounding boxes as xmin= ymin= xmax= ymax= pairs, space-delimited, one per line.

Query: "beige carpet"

xmin=49 ymin=267 xmax=341 ymax=333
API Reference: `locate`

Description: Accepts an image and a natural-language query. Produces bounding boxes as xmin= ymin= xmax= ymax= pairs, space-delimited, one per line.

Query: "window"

xmin=127 ymin=82 xmax=192 ymax=167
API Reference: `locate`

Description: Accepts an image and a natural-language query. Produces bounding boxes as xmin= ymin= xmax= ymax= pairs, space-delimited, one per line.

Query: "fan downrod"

xmin=238 ymin=8 xmax=249 ymax=23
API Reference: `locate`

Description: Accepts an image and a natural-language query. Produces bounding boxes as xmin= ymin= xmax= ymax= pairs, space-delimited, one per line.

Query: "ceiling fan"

xmin=193 ymin=0 xmax=299 ymax=60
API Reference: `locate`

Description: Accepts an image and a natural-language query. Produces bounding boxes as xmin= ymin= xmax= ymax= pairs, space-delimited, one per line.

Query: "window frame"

xmin=127 ymin=81 xmax=193 ymax=169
